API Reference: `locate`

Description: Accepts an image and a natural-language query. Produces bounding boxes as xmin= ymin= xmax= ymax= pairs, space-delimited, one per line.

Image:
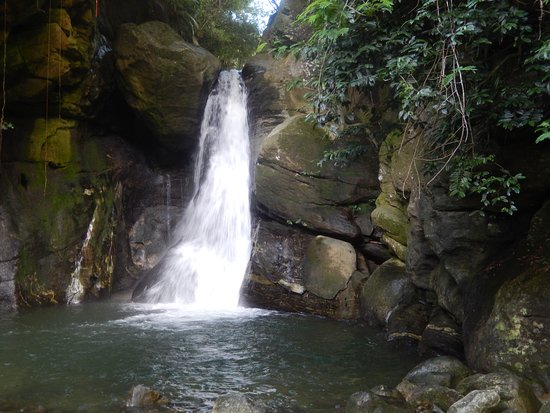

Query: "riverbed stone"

xmin=447 ymin=389 xmax=501 ymax=413
xmin=304 ymin=236 xmax=356 ymax=300
xmin=456 ymin=372 xmax=541 ymax=413
xmin=212 ymin=394 xmax=266 ymax=413
xmin=115 ymin=21 xmax=220 ymax=152
xmin=405 ymin=384 xmax=463 ymax=411
xmin=346 ymin=391 xmax=413 ymax=413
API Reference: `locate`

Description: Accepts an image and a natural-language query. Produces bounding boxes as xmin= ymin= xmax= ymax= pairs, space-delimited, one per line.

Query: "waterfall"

xmin=135 ymin=70 xmax=252 ymax=308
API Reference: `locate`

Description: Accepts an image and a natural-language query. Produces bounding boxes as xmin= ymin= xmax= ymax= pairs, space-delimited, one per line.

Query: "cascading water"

xmin=134 ymin=70 xmax=252 ymax=308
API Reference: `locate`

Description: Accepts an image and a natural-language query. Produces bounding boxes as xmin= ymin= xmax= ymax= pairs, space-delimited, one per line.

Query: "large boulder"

xmin=360 ymin=258 xmax=415 ymax=327
xmin=115 ymin=21 xmax=220 ymax=152
xmin=304 ymin=236 xmax=356 ymax=300
xmin=464 ymin=199 xmax=550 ymax=393
xmin=255 ymin=115 xmax=379 ymax=238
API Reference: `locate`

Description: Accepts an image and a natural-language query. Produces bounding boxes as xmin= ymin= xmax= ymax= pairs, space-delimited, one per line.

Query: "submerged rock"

xmin=125 ymin=384 xmax=169 ymax=408
xmin=212 ymin=394 xmax=266 ymax=413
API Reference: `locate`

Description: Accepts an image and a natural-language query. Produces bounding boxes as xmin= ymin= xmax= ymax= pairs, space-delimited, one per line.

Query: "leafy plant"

xmin=448 ymin=155 xmax=525 ymax=215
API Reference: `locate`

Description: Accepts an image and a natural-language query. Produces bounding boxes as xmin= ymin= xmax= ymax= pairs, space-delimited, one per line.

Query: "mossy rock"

xmin=4 ymin=118 xmax=78 ymax=166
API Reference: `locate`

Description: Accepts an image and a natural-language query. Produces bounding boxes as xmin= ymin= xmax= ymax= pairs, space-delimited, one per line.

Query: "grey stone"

xmin=212 ymin=394 xmax=266 ymax=413
xmin=447 ymin=390 xmax=500 ymax=413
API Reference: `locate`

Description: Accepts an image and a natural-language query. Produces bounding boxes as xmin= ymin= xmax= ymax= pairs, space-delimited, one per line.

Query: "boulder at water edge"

xmin=212 ymin=394 xmax=266 ymax=413
xmin=304 ymin=236 xmax=356 ymax=300
xmin=115 ymin=21 xmax=220 ymax=152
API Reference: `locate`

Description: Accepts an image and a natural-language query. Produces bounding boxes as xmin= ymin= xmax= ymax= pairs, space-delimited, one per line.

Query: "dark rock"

xmin=115 ymin=21 xmax=220 ymax=152
xmin=129 ymin=206 xmax=183 ymax=271
xmin=0 ymin=207 xmax=19 ymax=311
xmin=447 ymin=389 xmax=501 ymax=413
xmin=456 ymin=372 xmax=541 ymax=413
xmin=212 ymin=394 xmax=266 ymax=413
xmin=346 ymin=391 xmax=413 ymax=413
xmin=359 ymin=258 xmax=417 ymax=327
xmin=359 ymin=240 xmax=393 ymax=265
xmin=387 ymin=302 xmax=431 ymax=344
xmin=430 ymin=264 xmax=465 ymax=323
xmin=420 ymin=310 xmax=464 ymax=359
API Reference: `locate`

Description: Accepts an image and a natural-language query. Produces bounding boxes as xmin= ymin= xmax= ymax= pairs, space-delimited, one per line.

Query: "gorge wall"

xmin=0 ymin=0 xmax=549 ymax=400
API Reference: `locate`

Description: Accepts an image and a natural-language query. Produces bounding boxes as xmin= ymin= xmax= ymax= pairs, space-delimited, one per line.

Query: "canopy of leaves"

xmin=164 ymin=0 xmax=268 ymax=66
xmin=289 ymin=0 xmax=550 ymax=214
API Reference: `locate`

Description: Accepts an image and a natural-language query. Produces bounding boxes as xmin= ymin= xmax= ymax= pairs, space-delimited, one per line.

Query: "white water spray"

xmin=140 ymin=70 xmax=252 ymax=308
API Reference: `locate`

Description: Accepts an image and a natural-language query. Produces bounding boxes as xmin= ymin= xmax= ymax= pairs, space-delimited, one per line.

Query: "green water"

xmin=0 ymin=302 xmax=422 ymax=412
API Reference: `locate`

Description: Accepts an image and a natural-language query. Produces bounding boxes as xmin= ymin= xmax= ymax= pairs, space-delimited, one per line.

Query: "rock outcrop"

xmin=115 ymin=21 xmax=220 ymax=152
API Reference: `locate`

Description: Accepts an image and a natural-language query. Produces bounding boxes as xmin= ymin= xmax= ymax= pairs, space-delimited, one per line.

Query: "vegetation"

xmin=286 ymin=0 xmax=550 ymax=214
xmin=163 ymin=0 xmax=273 ymax=66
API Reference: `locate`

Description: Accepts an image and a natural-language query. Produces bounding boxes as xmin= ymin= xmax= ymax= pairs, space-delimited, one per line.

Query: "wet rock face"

xmin=115 ymin=21 xmax=220 ymax=152
xmin=0 ymin=207 xmax=19 ymax=311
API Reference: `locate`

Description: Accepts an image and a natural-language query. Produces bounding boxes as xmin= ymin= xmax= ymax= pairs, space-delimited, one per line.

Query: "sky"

xmin=251 ymin=0 xmax=280 ymax=31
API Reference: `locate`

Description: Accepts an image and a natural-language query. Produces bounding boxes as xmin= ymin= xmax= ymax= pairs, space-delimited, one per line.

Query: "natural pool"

xmin=0 ymin=302 xmax=423 ymax=412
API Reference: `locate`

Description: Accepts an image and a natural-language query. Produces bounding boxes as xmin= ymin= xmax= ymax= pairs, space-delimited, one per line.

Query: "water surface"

xmin=0 ymin=302 xmax=422 ymax=412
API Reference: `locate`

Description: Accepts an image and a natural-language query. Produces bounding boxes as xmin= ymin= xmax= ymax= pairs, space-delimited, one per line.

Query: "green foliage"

xmin=448 ymin=155 xmax=525 ymax=215
xmin=290 ymin=0 xmax=550 ymax=214
xmin=163 ymin=0 xmax=263 ymax=66
xmin=535 ymin=119 xmax=550 ymax=143
xmin=1 ymin=121 xmax=13 ymax=130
